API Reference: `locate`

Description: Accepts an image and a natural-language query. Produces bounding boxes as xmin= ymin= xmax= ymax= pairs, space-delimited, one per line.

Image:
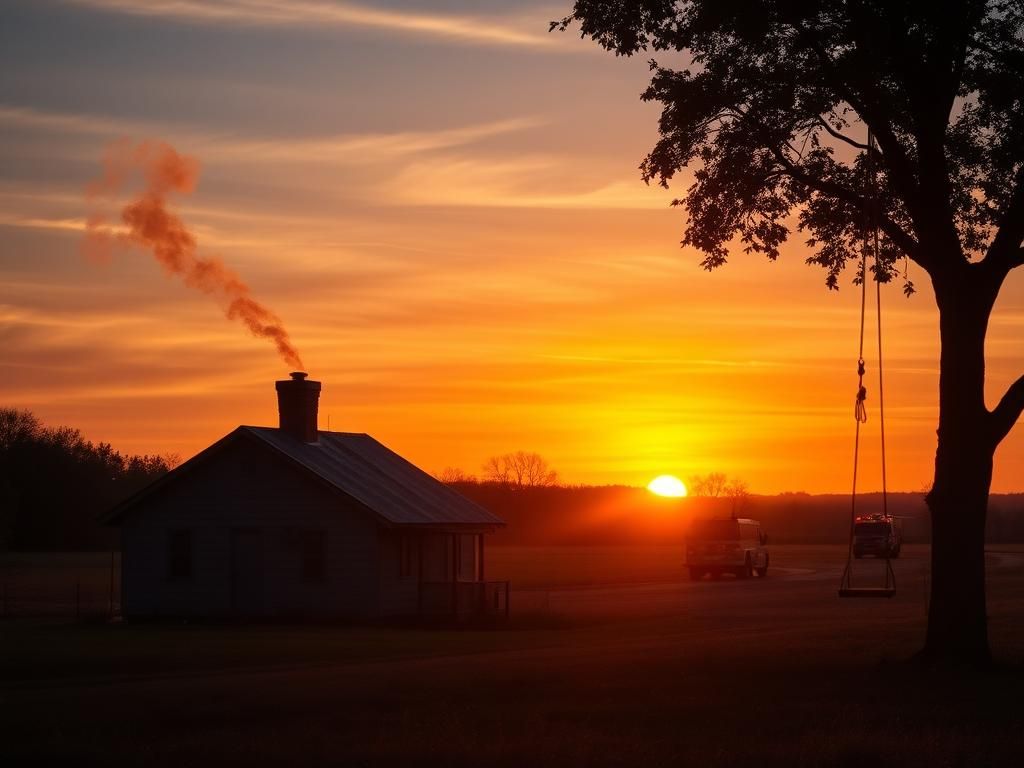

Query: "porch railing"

xmin=419 ymin=580 xmax=509 ymax=618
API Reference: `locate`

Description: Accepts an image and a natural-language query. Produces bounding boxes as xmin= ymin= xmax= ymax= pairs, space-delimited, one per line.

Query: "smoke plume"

xmin=84 ymin=140 xmax=304 ymax=369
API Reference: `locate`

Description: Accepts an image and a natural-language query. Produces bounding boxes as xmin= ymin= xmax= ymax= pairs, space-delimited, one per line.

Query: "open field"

xmin=3 ymin=545 xmax=1024 ymax=766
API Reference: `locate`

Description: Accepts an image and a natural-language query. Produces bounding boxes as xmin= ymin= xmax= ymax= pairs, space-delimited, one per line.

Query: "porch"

xmin=412 ymin=529 xmax=508 ymax=618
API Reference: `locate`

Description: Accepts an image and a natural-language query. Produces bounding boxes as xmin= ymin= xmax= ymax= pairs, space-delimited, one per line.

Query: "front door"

xmin=230 ymin=529 xmax=265 ymax=616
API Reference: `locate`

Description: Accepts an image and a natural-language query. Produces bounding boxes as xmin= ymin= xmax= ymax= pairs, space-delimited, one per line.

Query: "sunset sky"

xmin=4 ymin=0 xmax=1024 ymax=493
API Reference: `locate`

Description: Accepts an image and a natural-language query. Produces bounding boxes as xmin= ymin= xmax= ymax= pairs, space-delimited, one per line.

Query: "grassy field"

xmin=0 ymin=543 xmax=910 ymax=594
xmin=484 ymin=543 xmax=927 ymax=588
xmin=3 ymin=546 xmax=1024 ymax=766
xmin=488 ymin=545 xmax=688 ymax=588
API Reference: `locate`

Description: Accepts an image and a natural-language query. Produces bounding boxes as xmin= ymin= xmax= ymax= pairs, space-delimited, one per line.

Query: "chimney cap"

xmin=289 ymin=371 xmax=308 ymax=380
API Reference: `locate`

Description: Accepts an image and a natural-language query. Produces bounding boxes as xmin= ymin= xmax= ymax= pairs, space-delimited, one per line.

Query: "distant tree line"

xmin=0 ymin=409 xmax=176 ymax=550
xmin=446 ymin=484 xmax=1024 ymax=547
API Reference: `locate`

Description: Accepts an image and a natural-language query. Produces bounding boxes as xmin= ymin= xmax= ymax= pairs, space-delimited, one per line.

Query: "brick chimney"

xmin=276 ymin=371 xmax=321 ymax=443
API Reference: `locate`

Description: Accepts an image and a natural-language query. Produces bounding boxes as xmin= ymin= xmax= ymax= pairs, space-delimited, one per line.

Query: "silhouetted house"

xmin=105 ymin=373 xmax=506 ymax=620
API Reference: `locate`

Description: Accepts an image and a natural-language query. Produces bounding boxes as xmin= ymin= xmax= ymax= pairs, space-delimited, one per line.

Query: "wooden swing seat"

xmin=838 ymin=587 xmax=895 ymax=598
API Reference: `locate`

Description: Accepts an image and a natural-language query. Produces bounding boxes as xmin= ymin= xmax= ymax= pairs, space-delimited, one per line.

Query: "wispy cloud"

xmin=0 ymin=104 xmax=540 ymax=166
xmin=385 ymin=156 xmax=673 ymax=210
xmin=0 ymin=213 xmax=92 ymax=234
xmin=215 ymin=118 xmax=542 ymax=164
xmin=0 ymin=104 xmax=153 ymax=138
xmin=62 ymin=0 xmax=556 ymax=48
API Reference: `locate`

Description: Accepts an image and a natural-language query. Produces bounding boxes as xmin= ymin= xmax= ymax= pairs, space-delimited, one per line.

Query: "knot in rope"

xmin=855 ymin=358 xmax=868 ymax=423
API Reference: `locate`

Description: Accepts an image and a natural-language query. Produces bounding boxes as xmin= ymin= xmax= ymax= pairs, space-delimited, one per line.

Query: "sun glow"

xmin=647 ymin=475 xmax=687 ymax=497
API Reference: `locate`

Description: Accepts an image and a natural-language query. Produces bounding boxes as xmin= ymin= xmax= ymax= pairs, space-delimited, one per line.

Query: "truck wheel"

xmin=737 ymin=556 xmax=753 ymax=579
xmin=756 ymin=554 xmax=769 ymax=578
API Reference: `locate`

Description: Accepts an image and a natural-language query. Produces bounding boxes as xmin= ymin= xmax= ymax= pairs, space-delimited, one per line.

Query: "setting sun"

xmin=647 ymin=475 xmax=688 ymax=497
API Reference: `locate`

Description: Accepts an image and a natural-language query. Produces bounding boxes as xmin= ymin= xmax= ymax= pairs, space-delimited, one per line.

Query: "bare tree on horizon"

xmin=688 ymin=472 xmax=729 ymax=497
xmin=483 ymin=451 xmax=560 ymax=489
xmin=436 ymin=467 xmax=478 ymax=484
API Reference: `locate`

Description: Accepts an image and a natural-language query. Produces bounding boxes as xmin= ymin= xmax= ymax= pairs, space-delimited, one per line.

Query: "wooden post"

xmin=121 ymin=546 xmax=128 ymax=622
xmin=477 ymin=534 xmax=485 ymax=614
xmin=451 ymin=533 xmax=458 ymax=617
xmin=416 ymin=535 xmax=423 ymax=615
xmin=75 ymin=581 xmax=81 ymax=621
xmin=109 ymin=549 xmax=115 ymax=618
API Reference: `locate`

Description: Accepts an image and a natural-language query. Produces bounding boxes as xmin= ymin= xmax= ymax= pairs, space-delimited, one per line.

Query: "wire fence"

xmin=0 ymin=552 xmax=120 ymax=620
xmin=0 ymin=582 xmax=120 ymax=619
xmin=418 ymin=580 xmax=510 ymax=618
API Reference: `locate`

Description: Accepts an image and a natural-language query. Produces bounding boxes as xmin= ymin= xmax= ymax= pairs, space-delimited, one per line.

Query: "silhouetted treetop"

xmin=0 ymin=408 xmax=175 ymax=550
xmin=436 ymin=467 xmax=478 ymax=484
xmin=555 ymin=1 xmax=1022 ymax=289
xmin=483 ymin=451 xmax=560 ymax=489
xmin=688 ymin=471 xmax=728 ymax=497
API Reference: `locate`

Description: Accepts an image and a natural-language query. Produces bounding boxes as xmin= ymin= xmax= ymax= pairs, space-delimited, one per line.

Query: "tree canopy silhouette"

xmin=556 ymin=0 xmax=1024 ymax=664
xmin=0 ymin=408 xmax=175 ymax=550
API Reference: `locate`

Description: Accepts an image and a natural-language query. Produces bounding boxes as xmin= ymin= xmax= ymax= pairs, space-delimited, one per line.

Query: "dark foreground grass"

xmin=3 ymin=619 xmax=1023 ymax=767
xmin=2 ymin=547 xmax=1023 ymax=766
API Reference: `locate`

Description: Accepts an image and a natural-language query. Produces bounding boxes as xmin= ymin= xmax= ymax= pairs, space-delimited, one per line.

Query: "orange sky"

xmin=4 ymin=1 xmax=1024 ymax=493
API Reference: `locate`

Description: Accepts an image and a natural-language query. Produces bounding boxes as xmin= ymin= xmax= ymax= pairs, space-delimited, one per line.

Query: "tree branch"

xmin=763 ymin=137 xmax=924 ymax=266
xmin=983 ymin=164 xmax=1024 ymax=272
xmin=814 ymin=117 xmax=872 ymax=152
xmin=788 ymin=22 xmax=923 ymax=212
xmin=990 ymin=373 xmax=1024 ymax=445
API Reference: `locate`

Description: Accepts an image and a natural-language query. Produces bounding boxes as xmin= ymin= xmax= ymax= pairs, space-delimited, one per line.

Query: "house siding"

xmin=377 ymin=530 xmax=421 ymax=616
xmin=121 ymin=438 xmax=381 ymax=619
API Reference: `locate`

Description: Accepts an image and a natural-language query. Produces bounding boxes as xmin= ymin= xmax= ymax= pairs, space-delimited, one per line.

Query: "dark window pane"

xmin=458 ymin=534 xmax=476 ymax=580
xmin=855 ymin=522 xmax=892 ymax=535
xmin=688 ymin=520 xmax=740 ymax=540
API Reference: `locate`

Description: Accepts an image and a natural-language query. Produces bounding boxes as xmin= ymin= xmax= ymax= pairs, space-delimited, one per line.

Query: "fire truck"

xmin=852 ymin=514 xmax=902 ymax=559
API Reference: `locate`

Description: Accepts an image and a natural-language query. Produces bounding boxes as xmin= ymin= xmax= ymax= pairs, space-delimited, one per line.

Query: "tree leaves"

xmin=558 ymin=0 xmax=1024 ymax=285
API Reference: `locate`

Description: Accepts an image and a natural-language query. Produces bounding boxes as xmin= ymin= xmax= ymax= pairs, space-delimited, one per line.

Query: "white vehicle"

xmin=686 ymin=517 xmax=769 ymax=580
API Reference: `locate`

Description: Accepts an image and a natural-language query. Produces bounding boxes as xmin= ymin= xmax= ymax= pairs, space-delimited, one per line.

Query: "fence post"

xmin=75 ymin=581 xmax=80 ymax=621
xmin=2 ymin=582 xmax=6 ymax=618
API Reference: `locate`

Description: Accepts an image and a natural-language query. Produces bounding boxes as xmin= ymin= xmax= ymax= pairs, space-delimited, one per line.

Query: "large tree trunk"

xmin=922 ymin=271 xmax=997 ymax=666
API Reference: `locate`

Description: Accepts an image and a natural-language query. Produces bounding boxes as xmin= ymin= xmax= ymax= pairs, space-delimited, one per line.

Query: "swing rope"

xmin=839 ymin=129 xmax=896 ymax=598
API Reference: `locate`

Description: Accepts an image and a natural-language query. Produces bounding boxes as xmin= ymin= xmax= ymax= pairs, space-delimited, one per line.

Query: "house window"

xmin=301 ymin=530 xmax=327 ymax=583
xmin=457 ymin=534 xmax=477 ymax=581
xmin=167 ymin=530 xmax=193 ymax=582
xmin=399 ymin=534 xmax=414 ymax=580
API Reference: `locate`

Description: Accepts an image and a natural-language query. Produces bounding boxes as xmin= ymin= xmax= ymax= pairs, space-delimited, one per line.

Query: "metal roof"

xmin=242 ymin=427 xmax=504 ymax=527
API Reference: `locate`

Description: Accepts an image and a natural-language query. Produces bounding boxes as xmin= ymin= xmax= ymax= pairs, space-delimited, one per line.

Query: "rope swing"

xmin=839 ymin=128 xmax=897 ymax=599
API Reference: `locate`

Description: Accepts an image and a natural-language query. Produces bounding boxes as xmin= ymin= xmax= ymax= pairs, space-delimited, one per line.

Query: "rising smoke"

xmin=84 ymin=140 xmax=304 ymax=369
